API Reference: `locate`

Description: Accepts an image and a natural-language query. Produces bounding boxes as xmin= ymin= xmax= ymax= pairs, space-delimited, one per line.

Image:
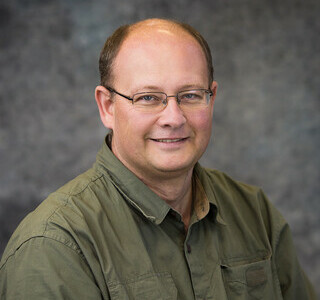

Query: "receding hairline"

xmin=100 ymin=18 xmax=214 ymax=86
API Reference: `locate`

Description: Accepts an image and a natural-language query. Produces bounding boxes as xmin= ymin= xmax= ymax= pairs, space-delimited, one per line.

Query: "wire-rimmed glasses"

xmin=106 ymin=87 xmax=213 ymax=112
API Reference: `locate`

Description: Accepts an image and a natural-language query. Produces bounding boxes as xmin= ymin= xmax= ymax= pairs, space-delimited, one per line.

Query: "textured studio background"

xmin=0 ymin=0 xmax=319 ymax=295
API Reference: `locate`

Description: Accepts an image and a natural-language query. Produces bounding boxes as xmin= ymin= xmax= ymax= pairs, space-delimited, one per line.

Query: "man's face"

xmin=101 ymin=26 xmax=217 ymax=180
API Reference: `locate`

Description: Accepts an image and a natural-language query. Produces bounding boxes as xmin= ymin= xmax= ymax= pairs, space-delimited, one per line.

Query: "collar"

xmin=95 ymin=135 xmax=226 ymax=226
xmin=95 ymin=135 xmax=171 ymax=225
xmin=193 ymin=163 xmax=227 ymax=225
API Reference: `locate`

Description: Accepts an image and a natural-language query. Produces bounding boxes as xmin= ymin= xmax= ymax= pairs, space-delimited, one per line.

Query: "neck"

xmin=140 ymin=168 xmax=194 ymax=230
xmin=110 ymin=135 xmax=194 ymax=229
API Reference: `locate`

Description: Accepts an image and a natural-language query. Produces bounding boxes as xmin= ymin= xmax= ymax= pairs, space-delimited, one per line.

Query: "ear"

xmin=209 ymin=81 xmax=218 ymax=113
xmin=95 ymin=85 xmax=114 ymax=129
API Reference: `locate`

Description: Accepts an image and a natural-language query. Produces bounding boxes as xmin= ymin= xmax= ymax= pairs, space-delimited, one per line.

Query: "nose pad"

xmin=163 ymin=95 xmax=181 ymax=107
xmin=158 ymin=95 xmax=186 ymax=127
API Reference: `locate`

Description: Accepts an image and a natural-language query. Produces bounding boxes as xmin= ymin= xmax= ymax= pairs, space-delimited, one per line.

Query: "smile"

xmin=151 ymin=138 xmax=187 ymax=143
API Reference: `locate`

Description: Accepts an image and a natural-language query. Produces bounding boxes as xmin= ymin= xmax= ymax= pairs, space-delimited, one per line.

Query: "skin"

xmin=95 ymin=19 xmax=217 ymax=229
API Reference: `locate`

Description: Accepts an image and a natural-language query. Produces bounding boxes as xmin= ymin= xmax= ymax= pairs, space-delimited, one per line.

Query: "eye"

xmin=134 ymin=93 xmax=163 ymax=105
xmin=184 ymin=93 xmax=197 ymax=99
xmin=179 ymin=91 xmax=203 ymax=101
xmin=141 ymin=95 xmax=156 ymax=101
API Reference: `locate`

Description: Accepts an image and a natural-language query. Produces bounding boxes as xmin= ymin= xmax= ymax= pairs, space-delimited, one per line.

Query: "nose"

xmin=157 ymin=96 xmax=186 ymax=128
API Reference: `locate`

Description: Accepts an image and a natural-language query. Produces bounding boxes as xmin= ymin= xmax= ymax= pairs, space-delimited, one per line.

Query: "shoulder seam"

xmin=43 ymin=173 xmax=105 ymax=232
xmin=0 ymin=235 xmax=85 ymax=270
xmin=54 ymin=172 xmax=105 ymax=198
xmin=43 ymin=172 xmax=105 ymax=235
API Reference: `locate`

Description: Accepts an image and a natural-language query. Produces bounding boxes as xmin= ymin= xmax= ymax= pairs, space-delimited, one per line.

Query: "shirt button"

xmin=187 ymin=244 xmax=191 ymax=253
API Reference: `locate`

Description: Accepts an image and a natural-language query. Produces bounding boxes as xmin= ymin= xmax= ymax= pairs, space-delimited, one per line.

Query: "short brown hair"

xmin=99 ymin=19 xmax=214 ymax=87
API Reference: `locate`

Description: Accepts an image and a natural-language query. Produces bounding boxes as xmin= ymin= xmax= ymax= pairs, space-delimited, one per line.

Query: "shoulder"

xmin=196 ymin=165 xmax=286 ymax=238
xmin=196 ymin=165 xmax=265 ymax=204
xmin=0 ymin=167 xmax=108 ymax=268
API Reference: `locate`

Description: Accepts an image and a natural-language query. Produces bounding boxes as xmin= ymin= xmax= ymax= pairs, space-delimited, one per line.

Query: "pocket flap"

xmin=221 ymin=259 xmax=279 ymax=299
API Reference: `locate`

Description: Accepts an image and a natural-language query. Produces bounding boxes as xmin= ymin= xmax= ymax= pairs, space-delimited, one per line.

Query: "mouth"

xmin=150 ymin=137 xmax=188 ymax=143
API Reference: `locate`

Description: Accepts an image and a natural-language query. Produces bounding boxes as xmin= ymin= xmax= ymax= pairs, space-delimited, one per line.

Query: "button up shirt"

xmin=0 ymin=137 xmax=316 ymax=299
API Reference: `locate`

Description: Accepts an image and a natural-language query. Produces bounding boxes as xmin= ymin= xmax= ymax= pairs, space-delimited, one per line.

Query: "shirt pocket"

xmin=221 ymin=258 xmax=281 ymax=300
xmin=107 ymin=272 xmax=178 ymax=300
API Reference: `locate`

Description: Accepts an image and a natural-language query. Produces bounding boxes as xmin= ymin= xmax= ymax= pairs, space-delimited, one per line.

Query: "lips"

xmin=150 ymin=137 xmax=187 ymax=143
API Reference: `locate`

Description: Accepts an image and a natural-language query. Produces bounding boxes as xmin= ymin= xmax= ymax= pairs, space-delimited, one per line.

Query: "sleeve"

xmin=258 ymin=189 xmax=317 ymax=300
xmin=274 ymin=222 xmax=317 ymax=300
xmin=0 ymin=236 xmax=108 ymax=300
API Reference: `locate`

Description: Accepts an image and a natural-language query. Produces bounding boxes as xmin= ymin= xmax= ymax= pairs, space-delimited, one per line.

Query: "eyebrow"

xmin=179 ymin=84 xmax=206 ymax=90
xmin=132 ymin=83 xmax=206 ymax=94
xmin=133 ymin=85 xmax=161 ymax=93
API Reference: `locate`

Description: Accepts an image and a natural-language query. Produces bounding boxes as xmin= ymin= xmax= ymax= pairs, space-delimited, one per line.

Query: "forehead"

xmin=123 ymin=21 xmax=202 ymax=55
xmin=112 ymin=23 xmax=208 ymax=89
xmin=128 ymin=19 xmax=194 ymax=41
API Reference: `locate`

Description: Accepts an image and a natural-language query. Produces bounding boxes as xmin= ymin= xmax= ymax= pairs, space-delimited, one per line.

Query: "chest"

xmin=82 ymin=211 xmax=283 ymax=300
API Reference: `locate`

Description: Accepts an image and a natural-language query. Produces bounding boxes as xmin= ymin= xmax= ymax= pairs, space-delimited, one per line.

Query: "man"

xmin=0 ymin=18 xmax=316 ymax=299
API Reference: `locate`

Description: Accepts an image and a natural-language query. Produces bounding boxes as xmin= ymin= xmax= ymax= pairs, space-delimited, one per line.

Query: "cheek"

xmin=114 ymin=106 xmax=157 ymax=140
xmin=188 ymin=110 xmax=213 ymax=132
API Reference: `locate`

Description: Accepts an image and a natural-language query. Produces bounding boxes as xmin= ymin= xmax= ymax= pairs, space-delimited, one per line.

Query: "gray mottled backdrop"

xmin=1 ymin=0 xmax=319 ymax=296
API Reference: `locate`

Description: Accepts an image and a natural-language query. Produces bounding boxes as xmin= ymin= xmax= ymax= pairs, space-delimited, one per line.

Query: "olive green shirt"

xmin=0 ymin=138 xmax=316 ymax=299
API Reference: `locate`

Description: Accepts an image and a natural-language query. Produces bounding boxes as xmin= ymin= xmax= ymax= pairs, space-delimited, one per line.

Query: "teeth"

xmin=156 ymin=138 xmax=182 ymax=143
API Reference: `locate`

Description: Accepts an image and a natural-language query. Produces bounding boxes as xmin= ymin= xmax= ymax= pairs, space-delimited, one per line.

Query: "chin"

xmin=152 ymin=160 xmax=195 ymax=174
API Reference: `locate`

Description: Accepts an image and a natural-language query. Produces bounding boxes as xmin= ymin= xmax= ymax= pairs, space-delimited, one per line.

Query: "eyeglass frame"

xmin=106 ymin=86 xmax=213 ymax=107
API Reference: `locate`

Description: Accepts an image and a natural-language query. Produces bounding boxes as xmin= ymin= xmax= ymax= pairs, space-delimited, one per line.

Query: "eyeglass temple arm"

xmin=106 ymin=87 xmax=133 ymax=101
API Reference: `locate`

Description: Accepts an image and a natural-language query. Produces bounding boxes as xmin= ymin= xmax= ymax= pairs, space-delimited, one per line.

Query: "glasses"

xmin=106 ymin=86 xmax=213 ymax=112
